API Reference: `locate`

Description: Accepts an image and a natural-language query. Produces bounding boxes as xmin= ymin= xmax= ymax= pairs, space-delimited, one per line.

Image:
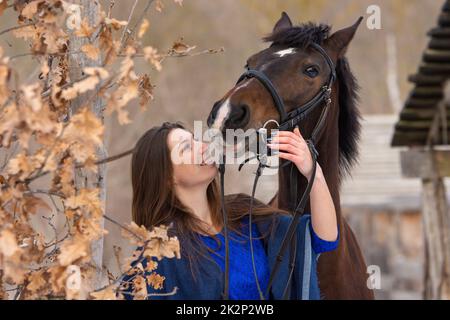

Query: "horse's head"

xmin=207 ymin=12 xmax=362 ymax=140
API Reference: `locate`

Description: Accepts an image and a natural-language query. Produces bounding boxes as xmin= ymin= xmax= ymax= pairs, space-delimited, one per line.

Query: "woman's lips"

xmin=200 ymin=156 xmax=216 ymax=166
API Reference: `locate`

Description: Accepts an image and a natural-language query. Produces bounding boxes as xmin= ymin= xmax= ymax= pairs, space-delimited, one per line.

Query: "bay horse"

xmin=207 ymin=12 xmax=374 ymax=299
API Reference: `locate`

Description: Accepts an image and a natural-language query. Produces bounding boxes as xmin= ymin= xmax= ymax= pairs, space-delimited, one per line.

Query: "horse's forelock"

xmin=262 ymin=22 xmax=331 ymax=49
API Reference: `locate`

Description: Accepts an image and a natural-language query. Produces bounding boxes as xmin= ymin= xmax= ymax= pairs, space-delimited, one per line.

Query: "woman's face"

xmin=167 ymin=128 xmax=217 ymax=188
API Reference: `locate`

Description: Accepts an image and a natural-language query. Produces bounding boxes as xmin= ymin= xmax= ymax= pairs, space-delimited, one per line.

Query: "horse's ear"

xmin=273 ymin=12 xmax=293 ymax=33
xmin=324 ymin=17 xmax=363 ymax=58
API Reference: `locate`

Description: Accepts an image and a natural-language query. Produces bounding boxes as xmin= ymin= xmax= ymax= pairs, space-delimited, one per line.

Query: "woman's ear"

xmin=272 ymin=11 xmax=293 ymax=34
xmin=324 ymin=17 xmax=363 ymax=59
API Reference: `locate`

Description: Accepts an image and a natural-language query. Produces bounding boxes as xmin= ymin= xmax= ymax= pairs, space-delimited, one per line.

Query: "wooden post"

xmin=422 ymin=173 xmax=450 ymax=299
xmin=400 ymin=148 xmax=450 ymax=299
xmin=68 ymin=0 xmax=107 ymax=290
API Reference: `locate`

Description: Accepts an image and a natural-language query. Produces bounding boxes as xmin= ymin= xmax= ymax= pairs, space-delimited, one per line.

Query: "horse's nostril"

xmin=207 ymin=113 xmax=215 ymax=127
xmin=227 ymin=104 xmax=250 ymax=128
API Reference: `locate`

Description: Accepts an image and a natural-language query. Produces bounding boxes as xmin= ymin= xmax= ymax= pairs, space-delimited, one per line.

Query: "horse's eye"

xmin=304 ymin=66 xmax=319 ymax=78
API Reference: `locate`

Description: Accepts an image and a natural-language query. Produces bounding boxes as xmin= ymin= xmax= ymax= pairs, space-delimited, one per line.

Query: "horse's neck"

xmin=277 ymin=121 xmax=341 ymax=221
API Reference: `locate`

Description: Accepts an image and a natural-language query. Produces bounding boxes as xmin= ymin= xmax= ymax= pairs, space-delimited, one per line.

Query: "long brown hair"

xmin=131 ymin=122 xmax=288 ymax=279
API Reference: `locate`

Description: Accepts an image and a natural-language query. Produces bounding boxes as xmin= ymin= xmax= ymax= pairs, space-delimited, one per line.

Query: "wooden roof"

xmin=342 ymin=115 xmax=450 ymax=208
xmin=391 ymin=0 xmax=450 ymax=147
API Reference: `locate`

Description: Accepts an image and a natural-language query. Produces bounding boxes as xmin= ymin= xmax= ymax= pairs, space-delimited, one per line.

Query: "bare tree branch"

xmin=0 ymin=23 xmax=35 ymax=37
xmin=120 ymin=0 xmax=155 ymax=52
xmin=119 ymin=0 xmax=140 ymax=47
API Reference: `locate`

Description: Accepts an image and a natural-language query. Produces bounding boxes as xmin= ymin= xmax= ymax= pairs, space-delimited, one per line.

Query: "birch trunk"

xmin=68 ymin=0 xmax=107 ymax=290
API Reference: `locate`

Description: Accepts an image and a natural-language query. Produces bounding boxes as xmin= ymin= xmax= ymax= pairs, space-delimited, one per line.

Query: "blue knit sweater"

xmin=199 ymin=214 xmax=339 ymax=300
xmin=121 ymin=213 xmax=336 ymax=300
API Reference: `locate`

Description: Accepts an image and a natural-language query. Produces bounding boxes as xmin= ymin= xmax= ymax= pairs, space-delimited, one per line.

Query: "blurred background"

xmin=1 ymin=0 xmax=446 ymax=299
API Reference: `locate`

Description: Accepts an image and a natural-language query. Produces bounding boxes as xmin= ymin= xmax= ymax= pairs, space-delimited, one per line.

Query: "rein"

xmin=218 ymin=42 xmax=336 ymax=300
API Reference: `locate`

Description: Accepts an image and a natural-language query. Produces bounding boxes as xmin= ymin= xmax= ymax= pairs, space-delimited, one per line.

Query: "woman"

xmin=121 ymin=122 xmax=338 ymax=300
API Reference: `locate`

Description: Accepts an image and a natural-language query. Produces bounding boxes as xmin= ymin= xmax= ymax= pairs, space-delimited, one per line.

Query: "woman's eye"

xmin=181 ymin=143 xmax=190 ymax=153
xmin=304 ymin=66 xmax=319 ymax=78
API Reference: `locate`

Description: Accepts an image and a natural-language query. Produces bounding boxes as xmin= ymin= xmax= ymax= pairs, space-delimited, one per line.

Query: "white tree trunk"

xmin=68 ymin=0 xmax=107 ymax=290
xmin=385 ymin=34 xmax=402 ymax=113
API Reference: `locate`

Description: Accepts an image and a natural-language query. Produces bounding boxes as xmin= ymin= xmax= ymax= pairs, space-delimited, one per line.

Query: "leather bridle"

xmin=218 ymin=42 xmax=336 ymax=300
xmin=237 ymin=43 xmax=335 ymax=133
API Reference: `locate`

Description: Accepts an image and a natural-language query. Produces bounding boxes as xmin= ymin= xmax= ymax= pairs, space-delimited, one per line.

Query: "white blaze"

xmin=275 ymin=48 xmax=296 ymax=57
xmin=211 ymin=98 xmax=231 ymax=130
xmin=211 ymin=80 xmax=251 ymax=130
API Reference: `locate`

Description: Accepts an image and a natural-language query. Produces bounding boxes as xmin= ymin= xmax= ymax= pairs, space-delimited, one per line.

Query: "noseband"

xmin=218 ymin=42 xmax=336 ymax=300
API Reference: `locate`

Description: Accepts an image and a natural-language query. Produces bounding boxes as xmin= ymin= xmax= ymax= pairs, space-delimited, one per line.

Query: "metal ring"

xmin=262 ymin=119 xmax=280 ymax=129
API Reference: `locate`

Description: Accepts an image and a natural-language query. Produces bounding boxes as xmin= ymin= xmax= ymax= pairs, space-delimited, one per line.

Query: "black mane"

xmin=264 ymin=22 xmax=362 ymax=182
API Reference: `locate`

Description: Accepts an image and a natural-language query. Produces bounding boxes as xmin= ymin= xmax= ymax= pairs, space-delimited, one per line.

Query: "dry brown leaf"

xmin=21 ymin=0 xmax=44 ymax=20
xmin=77 ymin=216 xmax=107 ymax=240
xmin=7 ymin=152 xmax=41 ymax=180
xmin=58 ymin=235 xmax=90 ymax=266
xmin=61 ymin=67 xmax=108 ymax=100
xmin=138 ymin=19 xmax=150 ymax=38
xmin=3 ymin=263 xmax=27 ymax=285
xmin=42 ymin=26 xmax=68 ymax=54
xmin=64 ymin=188 xmax=102 ymax=211
xmin=90 ymin=285 xmax=117 ymax=300
xmin=40 ymin=61 xmax=50 ymax=79
xmin=147 ymin=272 xmax=165 ymax=290
xmin=21 ymin=195 xmax=52 ymax=216
xmin=123 ymin=224 xmax=181 ymax=261
xmin=132 ymin=275 xmax=148 ymax=300
xmin=123 ymin=222 xmax=152 ymax=243
xmin=26 ymin=269 xmax=47 ymax=293
xmin=75 ymin=18 xmax=95 ymax=38
xmin=145 ymin=259 xmax=158 ymax=272
xmin=143 ymin=46 xmax=162 ymax=71
xmin=0 ymin=103 xmax=20 ymax=147
xmin=105 ymin=17 xmax=127 ymax=30
xmin=170 ymin=39 xmax=196 ymax=55
xmin=143 ymin=236 xmax=181 ymax=261
xmin=47 ymin=265 xmax=67 ymax=295
xmin=52 ymin=156 xmax=75 ymax=196
xmin=155 ymin=0 xmax=164 ymax=12
xmin=61 ymin=76 xmax=99 ymax=100
xmin=62 ymin=108 xmax=104 ymax=163
xmin=106 ymin=80 xmax=138 ymax=125
xmin=84 ymin=66 xmax=109 ymax=79
xmin=81 ymin=43 xmax=100 ymax=60
xmin=0 ymin=229 xmax=20 ymax=257
xmin=22 ymin=83 xmax=43 ymax=112
xmin=0 ymin=0 xmax=8 ymax=16
xmin=138 ymin=74 xmax=154 ymax=110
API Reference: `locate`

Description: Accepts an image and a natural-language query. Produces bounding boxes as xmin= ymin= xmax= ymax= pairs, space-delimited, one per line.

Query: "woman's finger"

xmin=270 ymin=136 xmax=302 ymax=149
xmin=268 ymin=142 xmax=304 ymax=156
xmin=272 ymin=130 xmax=301 ymax=142
xmin=272 ymin=132 xmax=302 ymax=147
xmin=277 ymin=151 xmax=299 ymax=163
xmin=294 ymin=126 xmax=306 ymax=143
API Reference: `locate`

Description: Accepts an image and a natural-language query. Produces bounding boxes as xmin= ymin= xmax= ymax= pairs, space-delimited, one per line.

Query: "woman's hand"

xmin=267 ymin=127 xmax=321 ymax=181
